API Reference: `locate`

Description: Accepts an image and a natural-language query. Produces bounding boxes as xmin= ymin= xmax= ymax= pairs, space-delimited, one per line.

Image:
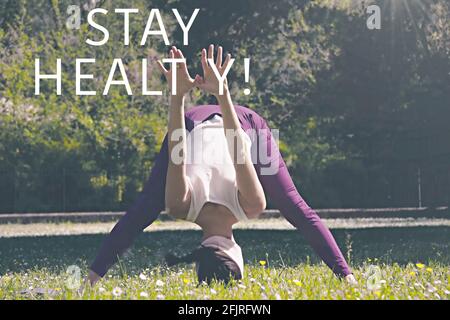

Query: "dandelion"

xmin=139 ymin=273 xmax=147 ymax=280
xmin=259 ymin=260 xmax=267 ymax=266
xmin=112 ymin=287 xmax=123 ymax=297
xmin=140 ymin=292 xmax=149 ymax=298
xmin=426 ymin=267 xmax=433 ymax=273
xmin=183 ymin=278 xmax=190 ymax=284
xmin=409 ymin=271 xmax=416 ymax=277
xmin=416 ymin=263 xmax=425 ymax=269
xmin=155 ymin=280 xmax=164 ymax=287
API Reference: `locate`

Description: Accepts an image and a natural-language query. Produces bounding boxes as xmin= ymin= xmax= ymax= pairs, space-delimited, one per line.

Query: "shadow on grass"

xmin=1 ymin=227 xmax=449 ymax=275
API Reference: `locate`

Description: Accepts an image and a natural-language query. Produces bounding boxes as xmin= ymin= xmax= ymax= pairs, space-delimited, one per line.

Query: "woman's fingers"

xmin=216 ymin=46 xmax=223 ymax=68
xmin=178 ymin=49 xmax=184 ymax=59
xmin=156 ymin=60 xmax=168 ymax=75
xmin=201 ymin=48 xmax=209 ymax=72
xmin=172 ymin=46 xmax=183 ymax=59
xmin=208 ymin=44 xmax=214 ymax=63
xmin=222 ymin=53 xmax=232 ymax=71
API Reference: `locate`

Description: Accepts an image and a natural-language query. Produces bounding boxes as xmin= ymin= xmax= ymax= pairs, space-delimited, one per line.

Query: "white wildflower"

xmin=112 ymin=287 xmax=123 ymax=297
xmin=155 ymin=280 xmax=164 ymax=287
xmin=139 ymin=273 xmax=147 ymax=280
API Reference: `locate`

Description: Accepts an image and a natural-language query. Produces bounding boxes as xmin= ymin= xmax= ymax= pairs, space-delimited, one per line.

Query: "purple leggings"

xmin=90 ymin=105 xmax=351 ymax=277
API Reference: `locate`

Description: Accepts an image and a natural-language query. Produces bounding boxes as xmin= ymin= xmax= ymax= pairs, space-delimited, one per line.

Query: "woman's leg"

xmin=90 ymin=108 xmax=198 ymax=278
xmin=90 ymin=135 xmax=170 ymax=277
xmin=252 ymin=117 xmax=352 ymax=278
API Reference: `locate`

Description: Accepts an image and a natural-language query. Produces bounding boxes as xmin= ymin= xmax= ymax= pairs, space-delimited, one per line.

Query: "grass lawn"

xmin=0 ymin=226 xmax=449 ymax=300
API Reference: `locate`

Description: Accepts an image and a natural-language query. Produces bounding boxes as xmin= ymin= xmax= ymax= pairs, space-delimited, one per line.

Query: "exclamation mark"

xmin=243 ymin=58 xmax=251 ymax=96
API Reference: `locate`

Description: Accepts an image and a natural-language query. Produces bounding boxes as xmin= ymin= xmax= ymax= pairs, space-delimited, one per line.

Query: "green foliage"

xmin=0 ymin=0 xmax=449 ymax=212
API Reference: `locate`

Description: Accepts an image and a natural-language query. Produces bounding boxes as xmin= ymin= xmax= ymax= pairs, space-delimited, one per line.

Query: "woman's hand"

xmin=156 ymin=46 xmax=195 ymax=99
xmin=345 ymin=274 xmax=358 ymax=285
xmin=195 ymin=44 xmax=233 ymax=98
xmin=77 ymin=269 xmax=101 ymax=296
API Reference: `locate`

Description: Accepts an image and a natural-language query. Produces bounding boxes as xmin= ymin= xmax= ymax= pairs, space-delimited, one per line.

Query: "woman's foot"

xmin=86 ymin=269 xmax=101 ymax=286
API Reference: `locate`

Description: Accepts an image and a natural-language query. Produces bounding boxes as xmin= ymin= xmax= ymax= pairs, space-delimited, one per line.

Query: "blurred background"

xmin=0 ymin=0 xmax=449 ymax=214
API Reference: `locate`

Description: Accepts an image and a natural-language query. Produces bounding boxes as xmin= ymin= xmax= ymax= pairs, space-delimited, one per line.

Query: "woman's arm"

xmin=164 ymin=95 xmax=191 ymax=218
xmin=195 ymin=45 xmax=266 ymax=218
xmin=157 ymin=46 xmax=193 ymax=218
xmin=218 ymin=92 xmax=266 ymax=218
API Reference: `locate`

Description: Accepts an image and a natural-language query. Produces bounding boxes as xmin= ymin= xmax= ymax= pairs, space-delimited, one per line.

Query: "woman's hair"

xmin=165 ymin=246 xmax=242 ymax=285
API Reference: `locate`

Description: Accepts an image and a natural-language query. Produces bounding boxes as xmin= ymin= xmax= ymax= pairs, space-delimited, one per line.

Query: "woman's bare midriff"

xmin=195 ymin=202 xmax=238 ymax=239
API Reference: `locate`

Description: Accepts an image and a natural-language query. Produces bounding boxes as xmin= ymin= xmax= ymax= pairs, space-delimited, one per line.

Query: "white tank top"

xmin=185 ymin=115 xmax=252 ymax=223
